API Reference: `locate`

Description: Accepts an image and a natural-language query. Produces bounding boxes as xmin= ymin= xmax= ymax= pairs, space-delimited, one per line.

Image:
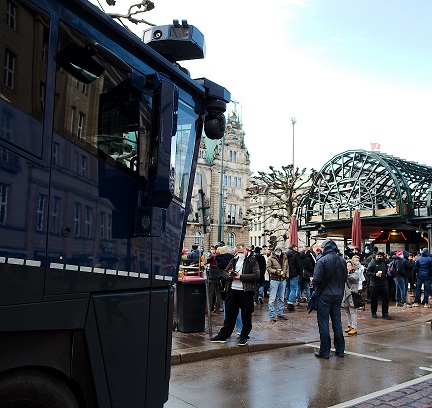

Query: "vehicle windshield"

xmin=170 ymin=100 xmax=198 ymax=204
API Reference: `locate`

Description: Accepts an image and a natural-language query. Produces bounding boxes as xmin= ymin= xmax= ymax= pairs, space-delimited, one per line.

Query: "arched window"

xmin=227 ymin=232 xmax=235 ymax=247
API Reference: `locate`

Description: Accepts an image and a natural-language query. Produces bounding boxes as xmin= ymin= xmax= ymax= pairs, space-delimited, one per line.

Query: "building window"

xmin=40 ymin=82 xmax=46 ymax=113
xmin=227 ymin=204 xmax=236 ymax=224
xmin=77 ymin=111 xmax=85 ymax=139
xmin=1 ymin=110 xmax=13 ymax=141
xmin=52 ymin=142 xmax=59 ymax=165
xmin=0 ymin=183 xmax=8 ymax=225
xmin=50 ymin=196 xmax=60 ymax=234
xmin=81 ymin=155 xmax=88 ymax=178
xmin=227 ymin=232 xmax=235 ymax=248
xmin=107 ymin=214 xmax=112 ymax=239
xmin=70 ymin=107 xmax=76 ymax=134
xmin=228 ymin=150 xmax=237 ymax=162
xmin=73 ymin=202 xmax=81 ymax=236
xmin=85 ymin=206 xmax=93 ymax=238
xmin=36 ymin=194 xmax=47 ymax=231
xmin=100 ymin=212 xmax=105 ymax=239
xmin=6 ymin=1 xmax=16 ymax=29
xmin=3 ymin=49 xmax=16 ymax=89
xmin=194 ymin=232 xmax=201 ymax=244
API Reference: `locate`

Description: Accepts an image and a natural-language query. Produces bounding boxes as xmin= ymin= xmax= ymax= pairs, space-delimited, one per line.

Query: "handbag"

xmin=351 ymin=291 xmax=365 ymax=308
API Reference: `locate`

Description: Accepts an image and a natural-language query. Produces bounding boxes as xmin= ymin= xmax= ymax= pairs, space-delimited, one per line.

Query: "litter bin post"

xmin=176 ymin=276 xmax=206 ymax=333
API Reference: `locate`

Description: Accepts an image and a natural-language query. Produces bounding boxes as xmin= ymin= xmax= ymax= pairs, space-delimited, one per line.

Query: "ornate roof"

xmin=297 ymin=150 xmax=432 ymax=238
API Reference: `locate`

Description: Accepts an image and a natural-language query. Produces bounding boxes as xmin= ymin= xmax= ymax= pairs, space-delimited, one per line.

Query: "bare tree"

xmin=103 ymin=0 xmax=156 ymax=27
xmin=245 ymin=165 xmax=315 ymax=242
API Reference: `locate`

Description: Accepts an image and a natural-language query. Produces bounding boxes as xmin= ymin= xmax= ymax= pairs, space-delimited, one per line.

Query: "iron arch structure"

xmin=297 ymin=150 xmax=432 ymax=248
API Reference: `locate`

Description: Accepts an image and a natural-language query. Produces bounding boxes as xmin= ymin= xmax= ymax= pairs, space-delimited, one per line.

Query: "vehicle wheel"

xmin=0 ymin=369 xmax=79 ymax=408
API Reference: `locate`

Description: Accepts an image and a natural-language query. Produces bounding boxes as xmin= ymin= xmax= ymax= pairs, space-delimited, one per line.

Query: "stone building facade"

xmin=184 ymin=112 xmax=250 ymax=251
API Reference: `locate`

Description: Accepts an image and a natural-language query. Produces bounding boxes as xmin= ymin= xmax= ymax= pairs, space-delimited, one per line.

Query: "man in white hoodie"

xmin=210 ymin=243 xmax=259 ymax=346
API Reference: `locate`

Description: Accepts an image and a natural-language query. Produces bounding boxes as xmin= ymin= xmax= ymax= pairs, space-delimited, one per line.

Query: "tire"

xmin=0 ymin=369 xmax=79 ymax=408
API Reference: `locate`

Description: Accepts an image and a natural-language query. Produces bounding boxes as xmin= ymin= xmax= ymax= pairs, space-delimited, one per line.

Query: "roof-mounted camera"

xmin=143 ymin=20 xmax=205 ymax=63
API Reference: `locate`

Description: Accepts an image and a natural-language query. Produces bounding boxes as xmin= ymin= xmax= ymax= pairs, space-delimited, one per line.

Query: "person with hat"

xmin=266 ymin=245 xmax=288 ymax=321
xmin=366 ymin=251 xmax=392 ymax=319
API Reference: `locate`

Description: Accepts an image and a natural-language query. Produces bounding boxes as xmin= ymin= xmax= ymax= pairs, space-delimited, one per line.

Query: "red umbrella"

xmin=351 ymin=210 xmax=362 ymax=249
xmin=289 ymin=215 xmax=298 ymax=247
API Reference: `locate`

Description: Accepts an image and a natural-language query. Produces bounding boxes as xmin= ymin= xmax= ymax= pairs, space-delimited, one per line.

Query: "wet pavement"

xmin=169 ymin=293 xmax=432 ymax=407
xmin=171 ymin=293 xmax=432 ymax=365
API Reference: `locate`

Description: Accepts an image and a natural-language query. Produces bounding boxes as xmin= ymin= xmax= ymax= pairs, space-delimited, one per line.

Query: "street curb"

xmin=171 ymin=340 xmax=303 ymax=365
xmin=171 ymin=314 xmax=432 ymax=365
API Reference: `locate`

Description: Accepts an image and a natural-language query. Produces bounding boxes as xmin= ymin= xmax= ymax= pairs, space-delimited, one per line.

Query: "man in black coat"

xmin=366 ymin=251 xmax=391 ymax=319
xmin=312 ymin=240 xmax=348 ymax=359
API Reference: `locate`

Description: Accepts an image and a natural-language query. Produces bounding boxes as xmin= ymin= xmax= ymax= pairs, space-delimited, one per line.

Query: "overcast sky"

xmin=89 ymin=0 xmax=432 ymax=174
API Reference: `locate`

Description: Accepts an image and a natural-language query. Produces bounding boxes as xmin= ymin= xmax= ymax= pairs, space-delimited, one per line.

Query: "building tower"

xmin=184 ymin=112 xmax=251 ymax=251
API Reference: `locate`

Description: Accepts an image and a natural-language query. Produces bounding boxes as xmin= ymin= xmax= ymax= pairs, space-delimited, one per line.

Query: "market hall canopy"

xmin=297 ymin=150 xmax=432 ymax=242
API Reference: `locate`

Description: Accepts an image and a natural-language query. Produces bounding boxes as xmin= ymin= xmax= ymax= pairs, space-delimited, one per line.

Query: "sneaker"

xmin=277 ymin=315 xmax=288 ymax=320
xmin=413 ymin=302 xmax=419 ymax=307
xmin=372 ymin=313 xmax=377 ymax=318
xmin=396 ymin=302 xmax=404 ymax=307
xmin=209 ymin=335 xmax=226 ymax=343
xmin=424 ymin=303 xmax=430 ymax=308
xmin=404 ymin=303 xmax=413 ymax=308
xmin=258 ymin=296 xmax=264 ymax=304
xmin=344 ymin=326 xmax=352 ymax=333
xmin=238 ymin=337 xmax=248 ymax=346
xmin=347 ymin=328 xmax=358 ymax=335
xmin=382 ymin=314 xmax=392 ymax=320
xmin=270 ymin=316 xmax=277 ymax=322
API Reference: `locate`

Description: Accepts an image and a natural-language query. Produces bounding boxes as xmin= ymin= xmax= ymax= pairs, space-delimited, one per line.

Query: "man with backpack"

xmin=389 ymin=251 xmax=413 ymax=307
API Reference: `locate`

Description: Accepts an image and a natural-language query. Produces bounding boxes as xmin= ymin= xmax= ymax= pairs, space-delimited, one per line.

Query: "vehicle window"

xmin=0 ymin=0 xmax=49 ymax=158
xmin=170 ymin=100 xmax=198 ymax=203
xmin=53 ymin=22 xmax=152 ymax=177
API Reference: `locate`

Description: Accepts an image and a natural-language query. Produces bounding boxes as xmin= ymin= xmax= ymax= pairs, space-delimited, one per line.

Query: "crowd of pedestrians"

xmin=183 ymin=241 xmax=432 ymax=355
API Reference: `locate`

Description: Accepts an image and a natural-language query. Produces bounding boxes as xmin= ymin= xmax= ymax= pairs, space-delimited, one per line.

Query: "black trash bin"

xmin=176 ymin=276 xmax=206 ymax=333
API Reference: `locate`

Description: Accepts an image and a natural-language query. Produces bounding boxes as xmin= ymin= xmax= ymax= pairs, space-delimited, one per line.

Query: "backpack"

xmin=387 ymin=260 xmax=398 ymax=276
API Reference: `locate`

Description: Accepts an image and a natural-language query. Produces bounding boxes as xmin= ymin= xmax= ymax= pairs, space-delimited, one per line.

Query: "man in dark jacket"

xmin=413 ymin=248 xmax=432 ymax=307
xmin=298 ymin=246 xmax=315 ymax=302
xmin=366 ymin=251 xmax=391 ymax=319
xmin=393 ymin=250 xmax=413 ymax=307
xmin=210 ymin=243 xmax=259 ymax=346
xmin=312 ymin=240 xmax=348 ymax=359
xmin=253 ymin=247 xmax=266 ymax=304
xmin=286 ymin=244 xmax=303 ymax=311
xmin=186 ymin=244 xmax=200 ymax=266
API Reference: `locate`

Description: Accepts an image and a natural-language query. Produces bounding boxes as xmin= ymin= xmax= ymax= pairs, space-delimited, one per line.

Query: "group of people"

xmin=200 ymin=239 xmax=432 ymax=361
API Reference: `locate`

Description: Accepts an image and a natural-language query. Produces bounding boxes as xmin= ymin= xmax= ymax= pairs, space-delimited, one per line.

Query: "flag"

xmin=370 ymin=142 xmax=381 ymax=151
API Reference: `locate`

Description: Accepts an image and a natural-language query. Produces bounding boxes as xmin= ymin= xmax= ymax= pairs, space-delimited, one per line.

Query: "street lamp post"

xmin=291 ymin=117 xmax=296 ymax=171
xmin=217 ymin=137 xmax=225 ymax=243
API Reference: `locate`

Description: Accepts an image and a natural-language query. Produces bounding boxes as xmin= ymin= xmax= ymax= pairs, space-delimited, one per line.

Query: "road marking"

xmin=419 ymin=366 xmax=432 ymax=372
xmin=305 ymin=343 xmax=392 ymax=362
xmin=328 ymin=372 xmax=432 ymax=407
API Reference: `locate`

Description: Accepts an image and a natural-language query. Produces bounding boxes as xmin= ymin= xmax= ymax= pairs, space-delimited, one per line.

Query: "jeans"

xmin=223 ymin=302 xmax=242 ymax=332
xmin=254 ymin=284 xmax=264 ymax=303
xmin=268 ymin=279 xmax=286 ymax=317
xmin=286 ymin=276 xmax=299 ymax=304
xmin=297 ymin=278 xmax=311 ymax=302
xmin=414 ymin=275 xmax=431 ymax=304
xmin=393 ymin=276 xmax=406 ymax=303
xmin=317 ymin=295 xmax=345 ymax=356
